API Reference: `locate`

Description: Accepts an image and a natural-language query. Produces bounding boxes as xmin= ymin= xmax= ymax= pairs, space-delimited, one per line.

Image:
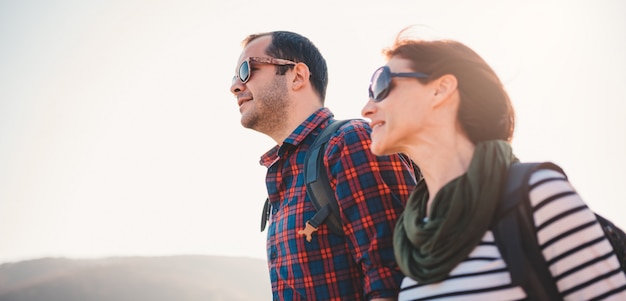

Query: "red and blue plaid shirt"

xmin=260 ymin=108 xmax=417 ymax=301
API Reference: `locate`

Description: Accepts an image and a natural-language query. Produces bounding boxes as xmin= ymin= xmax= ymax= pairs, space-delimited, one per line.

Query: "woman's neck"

xmin=409 ymin=134 xmax=475 ymax=213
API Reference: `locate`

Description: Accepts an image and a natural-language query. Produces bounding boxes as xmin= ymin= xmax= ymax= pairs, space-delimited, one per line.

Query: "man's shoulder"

xmin=331 ymin=118 xmax=371 ymax=136
xmin=324 ymin=119 xmax=373 ymax=155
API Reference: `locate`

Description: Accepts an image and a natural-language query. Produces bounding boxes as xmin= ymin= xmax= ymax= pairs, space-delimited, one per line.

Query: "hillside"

xmin=0 ymin=255 xmax=270 ymax=301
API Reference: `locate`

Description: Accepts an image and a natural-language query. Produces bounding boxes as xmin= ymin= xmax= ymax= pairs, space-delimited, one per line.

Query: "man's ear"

xmin=291 ymin=63 xmax=311 ymax=91
xmin=432 ymin=74 xmax=458 ymax=106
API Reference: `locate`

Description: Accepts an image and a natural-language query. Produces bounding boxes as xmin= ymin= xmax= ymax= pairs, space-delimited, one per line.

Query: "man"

xmin=230 ymin=31 xmax=417 ymax=301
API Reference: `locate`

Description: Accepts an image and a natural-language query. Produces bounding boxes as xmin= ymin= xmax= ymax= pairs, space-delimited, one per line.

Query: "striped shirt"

xmin=398 ymin=168 xmax=626 ymax=300
xmin=261 ymin=108 xmax=417 ymax=301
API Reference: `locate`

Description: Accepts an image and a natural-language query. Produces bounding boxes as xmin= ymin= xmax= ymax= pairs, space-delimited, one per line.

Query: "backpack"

xmin=260 ymin=119 xmax=351 ymax=234
xmin=300 ymin=119 xmax=420 ymax=239
xmin=493 ymin=162 xmax=626 ymax=300
xmin=302 ymin=119 xmax=352 ymax=236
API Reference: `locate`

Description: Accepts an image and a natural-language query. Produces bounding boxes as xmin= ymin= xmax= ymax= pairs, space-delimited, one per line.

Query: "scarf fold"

xmin=394 ymin=140 xmax=518 ymax=283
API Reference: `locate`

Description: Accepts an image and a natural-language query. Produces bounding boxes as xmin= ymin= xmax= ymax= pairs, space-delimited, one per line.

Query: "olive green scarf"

xmin=394 ymin=140 xmax=517 ymax=283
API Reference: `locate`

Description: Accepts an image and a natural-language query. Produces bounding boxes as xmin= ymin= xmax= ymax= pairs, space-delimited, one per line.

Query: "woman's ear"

xmin=432 ymin=74 xmax=458 ymax=106
xmin=291 ymin=63 xmax=311 ymax=91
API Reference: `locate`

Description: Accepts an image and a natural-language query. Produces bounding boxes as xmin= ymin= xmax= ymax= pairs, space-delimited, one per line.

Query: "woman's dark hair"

xmin=243 ymin=31 xmax=328 ymax=102
xmin=382 ymin=29 xmax=515 ymax=143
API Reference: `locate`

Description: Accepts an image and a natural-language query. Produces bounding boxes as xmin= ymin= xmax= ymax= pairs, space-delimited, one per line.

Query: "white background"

xmin=1 ymin=0 xmax=625 ymax=264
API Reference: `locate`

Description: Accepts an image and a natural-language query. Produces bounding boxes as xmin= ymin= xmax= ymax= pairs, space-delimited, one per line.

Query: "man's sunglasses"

xmin=234 ymin=57 xmax=298 ymax=84
xmin=368 ymin=66 xmax=430 ymax=102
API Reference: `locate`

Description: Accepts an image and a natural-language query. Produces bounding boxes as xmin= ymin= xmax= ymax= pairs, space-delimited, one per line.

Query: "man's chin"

xmin=240 ymin=116 xmax=256 ymax=130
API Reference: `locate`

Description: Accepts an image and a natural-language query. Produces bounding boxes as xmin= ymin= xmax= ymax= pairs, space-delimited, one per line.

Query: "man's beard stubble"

xmin=242 ymin=77 xmax=289 ymax=136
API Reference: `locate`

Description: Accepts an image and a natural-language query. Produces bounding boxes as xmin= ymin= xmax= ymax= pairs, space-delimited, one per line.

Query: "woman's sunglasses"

xmin=234 ymin=57 xmax=298 ymax=84
xmin=368 ymin=66 xmax=430 ymax=102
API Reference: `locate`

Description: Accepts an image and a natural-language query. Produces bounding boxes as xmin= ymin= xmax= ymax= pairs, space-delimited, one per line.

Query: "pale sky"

xmin=1 ymin=0 xmax=625 ymax=264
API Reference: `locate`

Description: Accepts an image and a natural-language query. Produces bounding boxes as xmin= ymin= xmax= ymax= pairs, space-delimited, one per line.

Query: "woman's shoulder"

xmin=526 ymin=165 xmax=579 ymax=212
xmin=527 ymin=166 xmax=568 ymax=186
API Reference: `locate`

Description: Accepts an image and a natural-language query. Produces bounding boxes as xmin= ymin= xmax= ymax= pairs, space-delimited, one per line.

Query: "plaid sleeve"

xmin=325 ymin=120 xmax=417 ymax=299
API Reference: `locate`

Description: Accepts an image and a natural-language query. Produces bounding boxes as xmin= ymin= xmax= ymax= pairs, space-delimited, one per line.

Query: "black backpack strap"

xmin=493 ymin=162 xmax=564 ymax=301
xmin=303 ymin=119 xmax=352 ymax=236
xmin=595 ymin=213 xmax=626 ymax=271
xmin=260 ymin=197 xmax=270 ymax=232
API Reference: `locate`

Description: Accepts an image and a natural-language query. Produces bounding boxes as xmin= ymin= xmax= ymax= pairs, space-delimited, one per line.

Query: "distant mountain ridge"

xmin=0 ymin=255 xmax=270 ymax=301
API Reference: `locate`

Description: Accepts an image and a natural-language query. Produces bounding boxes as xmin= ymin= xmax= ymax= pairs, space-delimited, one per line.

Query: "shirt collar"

xmin=259 ymin=107 xmax=334 ymax=167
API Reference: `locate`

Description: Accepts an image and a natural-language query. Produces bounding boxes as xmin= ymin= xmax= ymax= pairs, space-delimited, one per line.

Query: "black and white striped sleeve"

xmin=528 ymin=168 xmax=626 ymax=300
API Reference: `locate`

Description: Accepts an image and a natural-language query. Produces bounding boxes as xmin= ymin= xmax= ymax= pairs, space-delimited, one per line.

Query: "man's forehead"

xmin=238 ymin=35 xmax=271 ymax=62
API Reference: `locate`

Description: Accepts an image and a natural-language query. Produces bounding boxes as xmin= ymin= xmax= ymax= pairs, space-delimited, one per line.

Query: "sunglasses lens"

xmin=369 ymin=67 xmax=389 ymax=102
xmin=239 ymin=60 xmax=250 ymax=83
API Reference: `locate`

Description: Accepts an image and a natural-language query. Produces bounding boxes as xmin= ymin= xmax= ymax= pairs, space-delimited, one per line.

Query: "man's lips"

xmin=237 ymin=97 xmax=252 ymax=107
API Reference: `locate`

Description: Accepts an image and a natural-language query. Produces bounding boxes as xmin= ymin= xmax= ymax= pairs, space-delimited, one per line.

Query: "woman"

xmin=361 ymin=28 xmax=626 ymax=300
